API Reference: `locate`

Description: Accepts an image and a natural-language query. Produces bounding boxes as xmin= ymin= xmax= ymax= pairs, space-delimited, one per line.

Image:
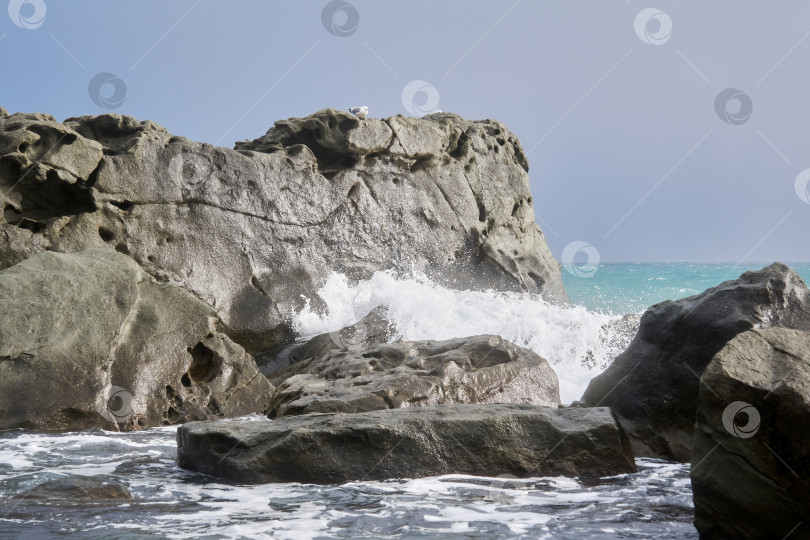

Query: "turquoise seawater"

xmin=563 ymin=262 xmax=810 ymax=315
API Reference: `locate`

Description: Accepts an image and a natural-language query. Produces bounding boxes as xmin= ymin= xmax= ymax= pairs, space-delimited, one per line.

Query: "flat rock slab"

xmin=177 ymin=404 xmax=636 ymax=484
xmin=16 ymin=477 xmax=132 ymax=501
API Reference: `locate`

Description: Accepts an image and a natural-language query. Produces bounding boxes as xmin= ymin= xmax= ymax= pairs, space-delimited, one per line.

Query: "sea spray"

xmin=293 ymin=271 xmax=640 ymax=403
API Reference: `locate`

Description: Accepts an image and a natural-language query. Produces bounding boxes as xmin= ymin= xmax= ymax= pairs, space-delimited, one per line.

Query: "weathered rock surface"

xmin=0 ymin=249 xmax=273 ymax=431
xmin=0 ymin=108 xmax=565 ymax=356
xmin=16 ymin=477 xmax=132 ymax=501
xmin=177 ymin=404 xmax=636 ymax=484
xmin=691 ymin=329 xmax=810 ymax=540
xmin=258 ymin=305 xmax=398 ymax=375
xmin=266 ymin=330 xmax=560 ymax=418
xmin=580 ymin=263 xmax=810 ymax=461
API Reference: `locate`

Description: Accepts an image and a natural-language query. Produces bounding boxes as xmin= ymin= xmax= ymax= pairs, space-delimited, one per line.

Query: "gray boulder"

xmin=0 ymin=108 xmax=565 ymax=356
xmin=691 ymin=328 xmax=810 ymax=540
xmin=266 ymin=331 xmax=560 ymax=418
xmin=0 ymin=249 xmax=273 ymax=431
xmin=580 ymin=263 xmax=810 ymax=461
xmin=16 ymin=477 xmax=132 ymax=500
xmin=177 ymin=404 xmax=636 ymax=484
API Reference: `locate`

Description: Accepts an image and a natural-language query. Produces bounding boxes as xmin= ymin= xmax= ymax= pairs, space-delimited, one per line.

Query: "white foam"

xmin=293 ymin=271 xmax=635 ymax=403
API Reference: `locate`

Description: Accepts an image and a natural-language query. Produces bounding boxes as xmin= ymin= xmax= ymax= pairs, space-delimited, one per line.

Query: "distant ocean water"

xmin=4 ymin=262 xmax=807 ymax=538
xmin=564 ymin=262 xmax=810 ymax=315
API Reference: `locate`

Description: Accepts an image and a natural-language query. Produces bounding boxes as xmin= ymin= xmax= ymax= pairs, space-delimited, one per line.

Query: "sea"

xmin=2 ymin=262 xmax=809 ymax=539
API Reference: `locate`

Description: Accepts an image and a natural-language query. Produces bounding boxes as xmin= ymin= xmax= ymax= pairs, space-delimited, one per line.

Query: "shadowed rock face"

xmin=691 ymin=329 xmax=810 ymax=540
xmin=580 ymin=263 xmax=810 ymax=462
xmin=0 ymin=108 xmax=565 ymax=356
xmin=177 ymin=404 xmax=636 ymax=484
xmin=265 ymin=331 xmax=560 ymax=418
xmin=0 ymin=249 xmax=273 ymax=431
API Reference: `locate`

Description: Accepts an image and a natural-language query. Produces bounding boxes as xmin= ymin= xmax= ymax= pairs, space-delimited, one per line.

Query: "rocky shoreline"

xmin=1 ymin=106 xmax=809 ymax=539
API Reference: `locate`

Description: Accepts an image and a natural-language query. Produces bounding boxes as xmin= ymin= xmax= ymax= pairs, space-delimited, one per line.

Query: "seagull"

xmin=348 ymin=106 xmax=368 ymax=119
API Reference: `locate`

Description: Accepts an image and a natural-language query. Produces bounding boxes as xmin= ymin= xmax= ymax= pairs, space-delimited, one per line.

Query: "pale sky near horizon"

xmin=2 ymin=1 xmax=809 ymax=263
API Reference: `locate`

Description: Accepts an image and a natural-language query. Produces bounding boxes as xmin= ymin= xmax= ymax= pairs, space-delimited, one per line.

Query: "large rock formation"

xmin=177 ymin=404 xmax=636 ymax=484
xmin=580 ymin=263 xmax=810 ymax=461
xmin=691 ymin=329 xmax=810 ymax=540
xmin=266 ymin=331 xmax=560 ymax=418
xmin=0 ymin=249 xmax=272 ymax=431
xmin=0 ymin=109 xmax=565 ymax=356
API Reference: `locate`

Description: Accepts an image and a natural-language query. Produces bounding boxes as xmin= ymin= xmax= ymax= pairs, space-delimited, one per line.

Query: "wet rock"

xmin=266 ymin=332 xmax=560 ymax=417
xmin=580 ymin=263 xmax=810 ymax=461
xmin=16 ymin=477 xmax=132 ymax=501
xmin=691 ymin=328 xmax=810 ymax=540
xmin=177 ymin=404 xmax=636 ymax=484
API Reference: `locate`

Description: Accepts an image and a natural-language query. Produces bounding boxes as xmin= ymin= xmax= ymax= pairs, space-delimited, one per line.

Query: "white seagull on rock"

xmin=348 ymin=106 xmax=368 ymax=119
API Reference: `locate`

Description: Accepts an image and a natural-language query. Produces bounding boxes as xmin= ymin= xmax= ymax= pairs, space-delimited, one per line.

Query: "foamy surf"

xmin=293 ymin=271 xmax=640 ymax=403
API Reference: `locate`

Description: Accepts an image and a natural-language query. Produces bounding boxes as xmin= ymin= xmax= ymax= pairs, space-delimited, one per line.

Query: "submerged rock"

xmin=0 ymin=249 xmax=273 ymax=431
xmin=266 ymin=331 xmax=560 ymax=418
xmin=177 ymin=404 xmax=636 ymax=484
xmin=580 ymin=263 xmax=810 ymax=461
xmin=16 ymin=477 xmax=132 ymax=501
xmin=691 ymin=328 xmax=810 ymax=540
xmin=0 ymin=108 xmax=565 ymax=357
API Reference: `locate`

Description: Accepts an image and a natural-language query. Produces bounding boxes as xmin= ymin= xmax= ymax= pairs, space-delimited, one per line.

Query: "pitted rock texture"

xmin=265 ymin=332 xmax=560 ymax=418
xmin=0 ymin=108 xmax=565 ymax=356
xmin=0 ymin=249 xmax=273 ymax=431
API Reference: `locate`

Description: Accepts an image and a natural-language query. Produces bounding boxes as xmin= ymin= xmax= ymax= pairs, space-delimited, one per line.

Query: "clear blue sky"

xmin=2 ymin=1 xmax=808 ymax=262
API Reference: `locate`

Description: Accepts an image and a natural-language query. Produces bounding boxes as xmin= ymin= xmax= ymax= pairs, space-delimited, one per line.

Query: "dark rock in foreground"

xmin=691 ymin=328 xmax=810 ymax=540
xmin=266 ymin=331 xmax=560 ymax=418
xmin=177 ymin=404 xmax=636 ymax=484
xmin=580 ymin=263 xmax=810 ymax=461
xmin=0 ymin=108 xmax=565 ymax=357
xmin=0 ymin=249 xmax=273 ymax=431
xmin=16 ymin=477 xmax=132 ymax=501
